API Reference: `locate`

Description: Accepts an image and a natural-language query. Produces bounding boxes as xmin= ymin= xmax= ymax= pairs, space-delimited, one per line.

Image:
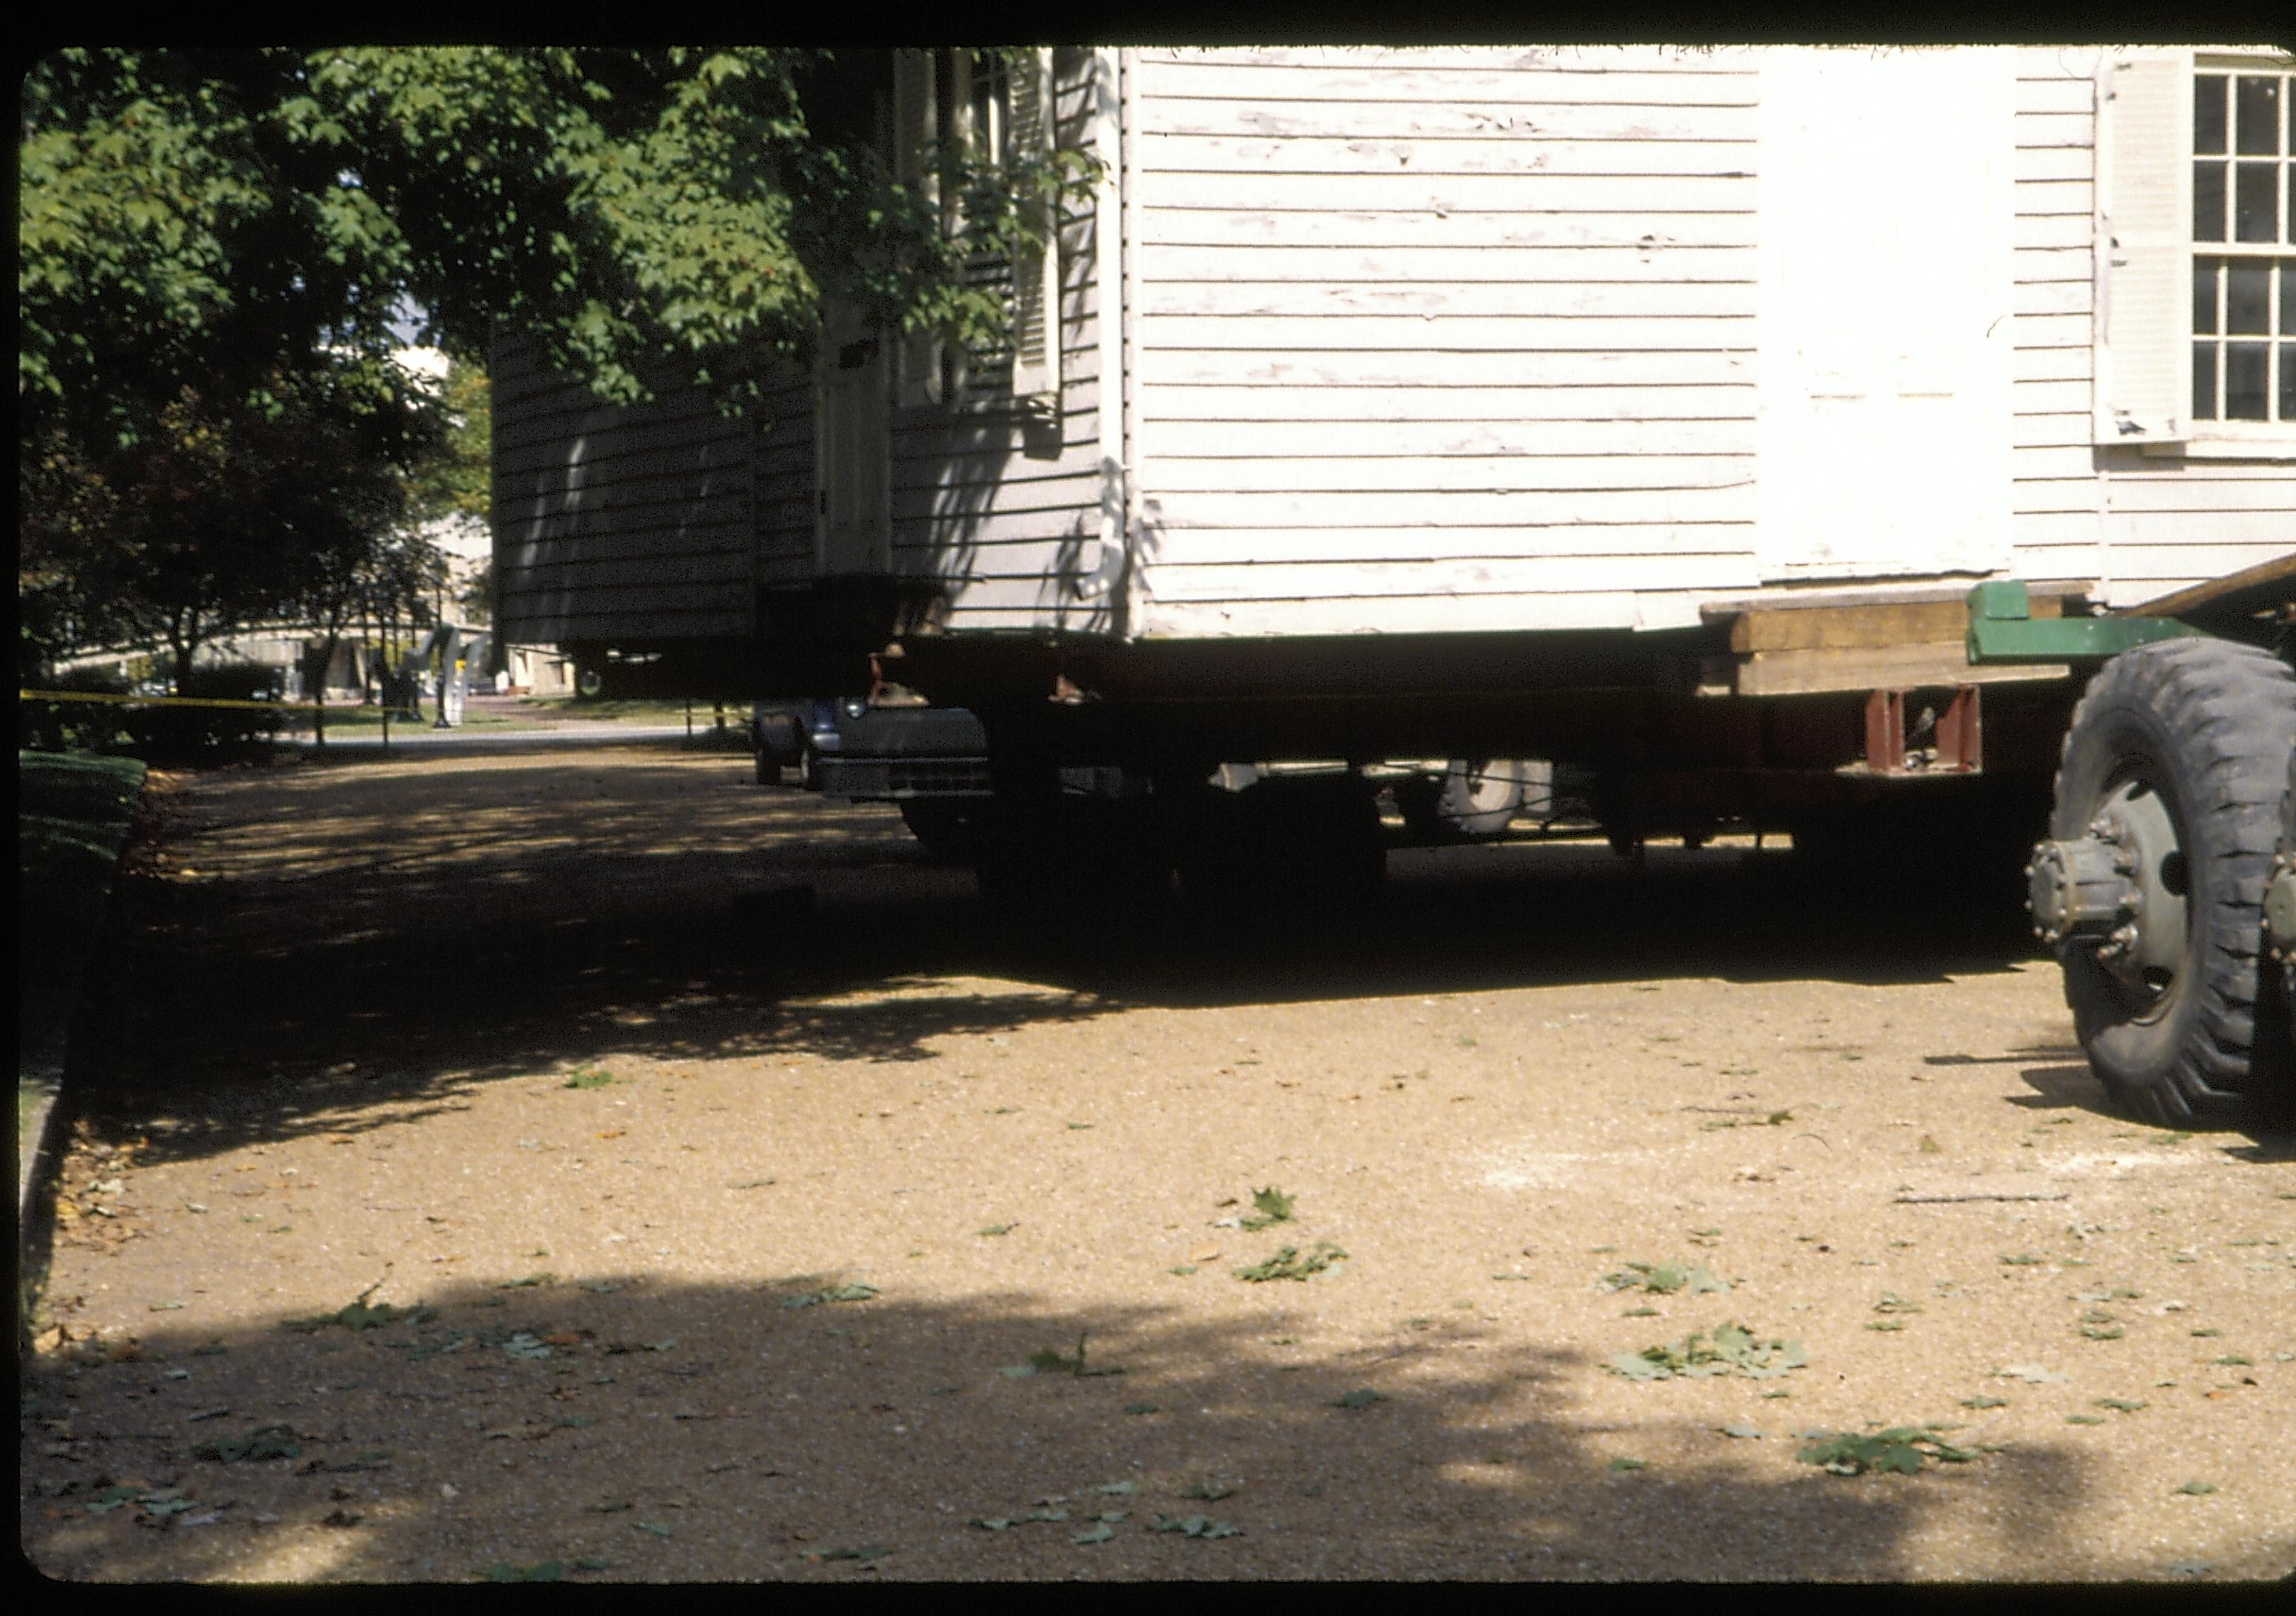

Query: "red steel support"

xmin=1863 ymin=685 xmax=1981 ymax=775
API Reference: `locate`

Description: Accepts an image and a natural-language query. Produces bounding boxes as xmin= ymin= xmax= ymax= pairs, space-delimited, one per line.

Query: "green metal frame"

xmin=1964 ymin=581 xmax=2207 ymax=664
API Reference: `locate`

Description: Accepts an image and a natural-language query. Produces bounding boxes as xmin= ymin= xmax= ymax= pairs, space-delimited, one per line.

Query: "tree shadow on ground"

xmin=19 ymin=1275 xmax=2091 ymax=1583
xmin=62 ymin=749 xmax=2079 ymax=1168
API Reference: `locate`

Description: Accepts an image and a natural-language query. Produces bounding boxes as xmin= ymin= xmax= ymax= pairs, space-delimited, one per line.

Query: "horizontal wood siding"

xmin=2007 ymin=51 xmax=2105 ymax=591
xmin=1130 ymin=47 xmax=1761 ymax=639
xmin=896 ymin=50 xmax=1115 ymax=633
xmin=750 ymin=366 xmax=818 ymax=590
xmin=493 ymin=332 xmax=765 ymax=643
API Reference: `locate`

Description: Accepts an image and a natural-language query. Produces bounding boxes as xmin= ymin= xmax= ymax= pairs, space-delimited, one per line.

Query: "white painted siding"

xmin=493 ymin=332 xmax=760 ymax=643
xmin=2006 ymin=49 xmax=2106 ymax=589
xmin=890 ymin=49 xmax=1115 ymax=633
xmin=1126 ymin=46 xmax=1762 ymax=639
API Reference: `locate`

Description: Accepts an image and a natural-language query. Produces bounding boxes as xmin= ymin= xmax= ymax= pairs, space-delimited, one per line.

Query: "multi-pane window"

xmin=2192 ymin=66 xmax=2295 ymax=423
xmin=958 ymin=50 xmax=1018 ymax=395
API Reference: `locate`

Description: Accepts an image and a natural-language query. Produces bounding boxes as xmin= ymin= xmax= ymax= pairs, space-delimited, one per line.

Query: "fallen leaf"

xmin=1993 ymin=1363 xmax=2068 ymax=1384
xmin=1234 ymin=1243 xmax=1347 ymax=1283
xmin=1334 ymin=1389 xmax=1386 ymax=1409
xmin=482 ymin=1560 xmax=562 ymax=1583
xmin=1796 ymin=1427 xmax=1974 ymax=1476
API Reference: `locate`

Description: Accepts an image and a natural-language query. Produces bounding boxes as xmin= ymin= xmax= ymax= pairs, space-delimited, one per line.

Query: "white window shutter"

xmin=892 ymin=49 xmax=942 ymax=408
xmin=2094 ymin=53 xmax=2191 ymax=444
xmin=1008 ymin=47 xmax=1062 ymax=407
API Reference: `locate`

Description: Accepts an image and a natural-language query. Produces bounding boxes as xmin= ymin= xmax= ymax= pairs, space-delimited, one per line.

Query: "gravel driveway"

xmin=19 ymin=743 xmax=2295 ymax=1582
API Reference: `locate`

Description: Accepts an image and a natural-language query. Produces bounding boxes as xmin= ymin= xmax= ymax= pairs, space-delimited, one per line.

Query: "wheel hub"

xmin=2027 ymin=834 xmax=2138 ymax=947
xmin=2267 ymin=851 xmax=2296 ymax=960
xmin=2030 ymin=780 xmax=2190 ymax=1005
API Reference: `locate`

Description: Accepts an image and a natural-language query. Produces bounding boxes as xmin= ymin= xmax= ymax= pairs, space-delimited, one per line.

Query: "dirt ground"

xmin=18 ymin=741 xmax=2295 ymax=1583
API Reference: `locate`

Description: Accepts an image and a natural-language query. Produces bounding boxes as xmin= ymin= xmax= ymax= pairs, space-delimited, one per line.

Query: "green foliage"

xmin=1237 ymin=1185 xmax=1295 ymax=1231
xmin=191 ymin=1422 xmax=301 ymax=1462
xmin=1598 ymin=1259 xmax=1728 ymax=1296
xmin=21 ymin=47 xmax=1095 ymax=672
xmin=1606 ymin=1322 xmax=1807 ymax=1381
xmin=1234 ymin=1243 xmax=1348 ymax=1282
xmin=1150 ymin=1514 xmax=1242 ymax=1538
xmin=1796 ymin=1427 xmax=1975 ymax=1476
xmin=482 ymin=1560 xmax=563 ymax=1583
xmin=286 ymin=1292 xmax=431 ymax=1332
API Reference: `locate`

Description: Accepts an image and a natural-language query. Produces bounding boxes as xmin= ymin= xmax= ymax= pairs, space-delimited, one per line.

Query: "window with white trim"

xmin=2095 ymin=49 xmax=2296 ymax=455
xmin=2190 ymin=64 xmax=2293 ymax=424
xmin=891 ymin=47 xmax=1061 ymax=415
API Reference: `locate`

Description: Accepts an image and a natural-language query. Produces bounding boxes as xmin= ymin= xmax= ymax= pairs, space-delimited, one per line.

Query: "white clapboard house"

xmin=495 ymin=45 xmax=2292 ymax=711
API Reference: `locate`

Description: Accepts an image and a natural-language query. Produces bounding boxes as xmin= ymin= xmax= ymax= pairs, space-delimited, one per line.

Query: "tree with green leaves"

xmin=21 ymin=47 xmax=1084 ymax=677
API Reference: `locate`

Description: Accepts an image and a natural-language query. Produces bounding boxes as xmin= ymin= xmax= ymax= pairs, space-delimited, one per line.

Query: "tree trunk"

xmin=311 ymin=622 xmax=341 ymax=747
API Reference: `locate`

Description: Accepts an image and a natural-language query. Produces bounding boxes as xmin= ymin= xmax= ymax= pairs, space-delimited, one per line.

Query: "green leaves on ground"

xmin=1238 ymin=1186 xmax=1295 ymax=1231
xmin=286 ymin=1296 xmax=432 ymax=1332
xmin=1235 ymin=1243 xmax=1347 ymax=1283
xmin=2175 ymin=1481 xmax=2217 ymax=1496
xmin=1150 ymin=1514 xmax=1240 ymax=1538
xmin=1960 ymin=1395 xmax=2010 ymax=1410
xmin=780 ymin=1281 xmax=878 ymax=1310
xmin=1993 ymin=1363 xmax=2068 ymax=1384
xmin=1598 ymin=1259 xmax=1728 ymax=1296
xmin=86 ymin=1484 xmax=193 ymax=1517
xmin=1701 ymin=1110 xmax=1793 ymax=1130
xmin=1333 ymin=1388 xmax=1386 ymax=1410
xmin=1000 ymin=1332 xmax=1122 ymax=1379
xmin=1797 ymin=1427 xmax=1976 ymax=1476
xmin=482 ymin=1560 xmax=562 ymax=1583
xmin=192 ymin=1423 xmax=300 ymax=1462
xmin=1606 ymin=1322 xmax=1806 ymax=1381
xmin=563 ymin=1067 xmax=615 ymax=1089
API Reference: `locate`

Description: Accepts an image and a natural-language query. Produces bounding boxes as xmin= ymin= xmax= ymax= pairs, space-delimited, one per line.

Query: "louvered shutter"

xmin=1008 ymin=47 xmax=1062 ymax=406
xmin=2094 ymin=53 xmax=2192 ymax=444
xmin=893 ymin=49 xmax=942 ymax=408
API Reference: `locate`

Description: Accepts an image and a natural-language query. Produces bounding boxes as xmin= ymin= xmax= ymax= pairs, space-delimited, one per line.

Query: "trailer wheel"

xmin=2035 ymin=639 xmax=2296 ymax=1124
xmin=1436 ymin=760 xmax=1526 ymax=839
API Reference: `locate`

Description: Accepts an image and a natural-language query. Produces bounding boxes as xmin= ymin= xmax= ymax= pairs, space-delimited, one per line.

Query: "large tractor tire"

xmin=2028 ymin=638 xmax=2296 ymax=1125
